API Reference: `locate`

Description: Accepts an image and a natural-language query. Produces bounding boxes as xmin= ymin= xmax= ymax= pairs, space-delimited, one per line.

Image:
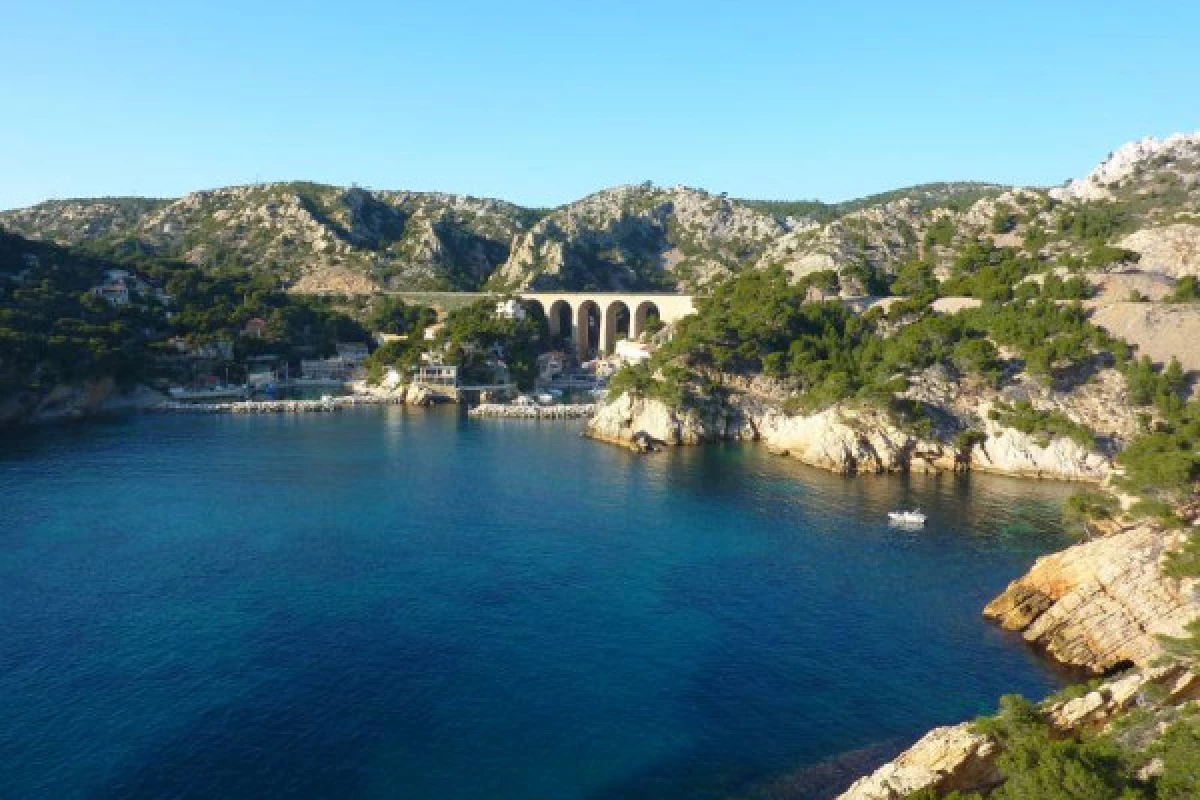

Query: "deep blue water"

xmin=0 ymin=408 xmax=1072 ymax=800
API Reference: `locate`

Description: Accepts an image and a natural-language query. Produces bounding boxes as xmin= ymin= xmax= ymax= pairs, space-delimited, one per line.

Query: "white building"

xmin=495 ymin=298 xmax=527 ymax=320
xmin=614 ymin=340 xmax=653 ymax=365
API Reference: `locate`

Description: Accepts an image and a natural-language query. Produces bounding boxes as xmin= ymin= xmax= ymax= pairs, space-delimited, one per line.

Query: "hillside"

xmin=0 ymin=184 xmax=534 ymax=293
xmin=2 ymin=133 xmax=1199 ymax=297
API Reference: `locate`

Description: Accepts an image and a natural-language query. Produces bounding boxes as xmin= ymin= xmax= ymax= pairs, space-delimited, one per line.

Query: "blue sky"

xmin=2 ymin=1 xmax=1197 ymax=210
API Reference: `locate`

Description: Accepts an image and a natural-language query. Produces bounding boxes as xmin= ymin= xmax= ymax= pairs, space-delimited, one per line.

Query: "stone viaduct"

xmin=381 ymin=290 xmax=696 ymax=359
xmin=517 ymin=292 xmax=696 ymax=359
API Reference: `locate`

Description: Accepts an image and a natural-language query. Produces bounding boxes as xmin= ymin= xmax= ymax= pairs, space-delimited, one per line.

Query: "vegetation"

xmin=987 ymin=400 xmax=1096 ymax=449
xmin=1167 ymin=275 xmax=1199 ymax=302
xmin=438 ymin=299 xmax=548 ymax=388
xmin=0 ymin=229 xmax=373 ymax=397
xmin=907 ymin=698 xmax=1200 ymax=800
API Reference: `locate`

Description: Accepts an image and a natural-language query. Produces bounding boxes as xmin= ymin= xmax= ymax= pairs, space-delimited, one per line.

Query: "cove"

xmin=0 ymin=408 xmax=1072 ymax=800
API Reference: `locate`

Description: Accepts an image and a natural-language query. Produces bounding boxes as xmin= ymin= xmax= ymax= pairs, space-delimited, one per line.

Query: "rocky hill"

xmin=0 ymin=183 xmax=534 ymax=293
xmin=3 ymin=132 xmax=1199 ymax=295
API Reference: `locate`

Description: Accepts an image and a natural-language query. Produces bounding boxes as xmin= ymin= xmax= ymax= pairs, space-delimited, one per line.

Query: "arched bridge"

xmin=517 ymin=292 xmax=695 ymax=359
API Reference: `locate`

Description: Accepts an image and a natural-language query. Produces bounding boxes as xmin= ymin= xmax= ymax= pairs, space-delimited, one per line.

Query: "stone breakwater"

xmin=468 ymin=403 xmax=596 ymax=419
xmin=155 ymin=395 xmax=405 ymax=414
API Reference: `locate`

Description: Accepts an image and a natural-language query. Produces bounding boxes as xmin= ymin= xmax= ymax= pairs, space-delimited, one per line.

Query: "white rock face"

xmin=588 ymin=390 xmax=1115 ymax=482
xmin=836 ymin=724 xmax=1002 ymax=800
xmin=586 ymin=392 xmax=713 ymax=446
xmin=1051 ymin=132 xmax=1200 ymax=201
xmin=1118 ymin=224 xmax=1200 ymax=278
xmin=969 ymin=417 xmax=1109 ymax=482
xmin=984 ymin=525 xmax=1200 ymax=672
xmin=747 ymin=403 xmax=956 ymax=475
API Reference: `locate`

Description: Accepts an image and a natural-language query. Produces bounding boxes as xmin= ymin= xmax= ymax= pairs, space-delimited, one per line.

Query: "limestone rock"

xmin=984 ymin=525 xmax=1200 ymax=672
xmin=836 ymin=724 xmax=1002 ymax=800
xmin=585 ymin=392 xmax=710 ymax=446
xmin=969 ymin=417 xmax=1110 ymax=482
xmin=1118 ymin=224 xmax=1200 ymax=279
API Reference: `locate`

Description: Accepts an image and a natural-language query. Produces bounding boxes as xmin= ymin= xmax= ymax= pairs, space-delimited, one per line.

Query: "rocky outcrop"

xmin=1051 ymin=132 xmax=1200 ymax=202
xmin=836 ymin=724 xmax=1002 ymax=800
xmin=587 ymin=390 xmax=1114 ymax=481
xmin=490 ymin=184 xmax=790 ymax=291
xmin=586 ymin=392 xmax=714 ymax=446
xmin=1118 ymin=224 xmax=1200 ymax=279
xmin=969 ymin=417 xmax=1110 ymax=481
xmin=0 ymin=378 xmax=167 ymax=426
xmin=838 ymin=663 xmax=1200 ymax=800
xmin=1047 ymin=664 xmax=1200 ymax=731
xmin=983 ymin=524 xmax=1199 ymax=673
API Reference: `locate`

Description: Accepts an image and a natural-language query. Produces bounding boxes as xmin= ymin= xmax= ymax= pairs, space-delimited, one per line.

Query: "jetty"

xmin=468 ymin=403 xmax=596 ymax=420
xmin=154 ymin=395 xmax=404 ymax=414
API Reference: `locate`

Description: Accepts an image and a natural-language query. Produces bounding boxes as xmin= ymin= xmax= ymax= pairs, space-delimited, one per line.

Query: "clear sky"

xmin=2 ymin=0 xmax=1198 ymax=210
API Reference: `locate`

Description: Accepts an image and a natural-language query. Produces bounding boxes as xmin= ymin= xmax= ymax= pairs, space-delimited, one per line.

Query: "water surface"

xmin=0 ymin=408 xmax=1072 ymax=799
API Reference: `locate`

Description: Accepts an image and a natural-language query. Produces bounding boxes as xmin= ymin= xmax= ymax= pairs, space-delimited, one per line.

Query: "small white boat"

xmin=888 ymin=509 xmax=927 ymax=526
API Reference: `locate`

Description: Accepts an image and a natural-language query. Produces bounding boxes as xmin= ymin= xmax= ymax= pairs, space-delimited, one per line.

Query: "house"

xmin=169 ymin=337 xmax=234 ymax=361
xmin=335 ymin=342 xmax=370 ymax=365
xmin=804 ymin=285 xmax=835 ymax=304
xmin=495 ymin=298 xmax=527 ymax=320
xmin=414 ymin=363 xmax=458 ymax=387
xmin=89 ymin=268 xmax=168 ymax=308
xmin=92 ymin=281 xmax=131 ymax=307
xmin=247 ymin=368 xmax=276 ymax=387
xmin=300 ymin=358 xmax=353 ymax=382
xmin=243 ymin=317 xmax=267 ymax=338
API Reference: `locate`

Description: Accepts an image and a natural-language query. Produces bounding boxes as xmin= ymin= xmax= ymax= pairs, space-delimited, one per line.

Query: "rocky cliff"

xmin=837 ymin=662 xmax=1200 ymax=800
xmin=587 ymin=382 xmax=1116 ymax=483
xmin=0 ymin=378 xmax=167 ymax=426
xmin=984 ymin=523 xmax=1198 ymax=672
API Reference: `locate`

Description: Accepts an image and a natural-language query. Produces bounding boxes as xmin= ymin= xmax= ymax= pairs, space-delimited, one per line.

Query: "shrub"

xmin=992 ymin=205 xmax=1018 ymax=234
xmin=1167 ymin=275 xmax=1199 ymax=302
xmin=989 ymin=400 xmax=1097 ymax=449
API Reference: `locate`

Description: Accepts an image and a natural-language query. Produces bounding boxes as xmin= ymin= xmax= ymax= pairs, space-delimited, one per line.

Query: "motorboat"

xmin=888 ymin=509 xmax=927 ymax=526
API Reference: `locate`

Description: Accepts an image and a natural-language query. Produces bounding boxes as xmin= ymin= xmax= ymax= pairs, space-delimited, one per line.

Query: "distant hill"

xmin=3 ymin=134 xmax=1198 ymax=293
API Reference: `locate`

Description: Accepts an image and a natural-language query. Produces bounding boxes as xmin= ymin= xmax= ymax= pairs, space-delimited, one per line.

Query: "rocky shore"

xmin=833 ymin=518 xmax=1200 ymax=799
xmin=586 ymin=381 xmax=1116 ymax=483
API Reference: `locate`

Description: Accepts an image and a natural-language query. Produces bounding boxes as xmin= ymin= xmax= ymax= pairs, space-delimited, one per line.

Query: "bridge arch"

xmin=632 ymin=301 xmax=661 ymax=339
xmin=547 ymin=299 xmax=572 ymax=341
xmin=575 ymin=300 xmax=601 ymax=359
xmin=602 ymin=300 xmax=631 ymax=354
xmin=515 ymin=292 xmax=696 ymax=360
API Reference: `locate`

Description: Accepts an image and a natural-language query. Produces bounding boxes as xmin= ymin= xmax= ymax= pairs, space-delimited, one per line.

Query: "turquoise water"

xmin=0 ymin=408 xmax=1072 ymax=799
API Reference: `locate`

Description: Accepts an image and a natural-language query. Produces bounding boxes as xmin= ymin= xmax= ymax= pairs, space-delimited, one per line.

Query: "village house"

xmin=242 ymin=317 xmax=267 ymax=338
xmin=413 ymin=363 xmax=459 ymax=387
xmin=90 ymin=268 xmax=172 ymax=308
xmin=494 ymin=298 xmax=527 ymax=320
xmin=335 ymin=342 xmax=370 ymax=365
